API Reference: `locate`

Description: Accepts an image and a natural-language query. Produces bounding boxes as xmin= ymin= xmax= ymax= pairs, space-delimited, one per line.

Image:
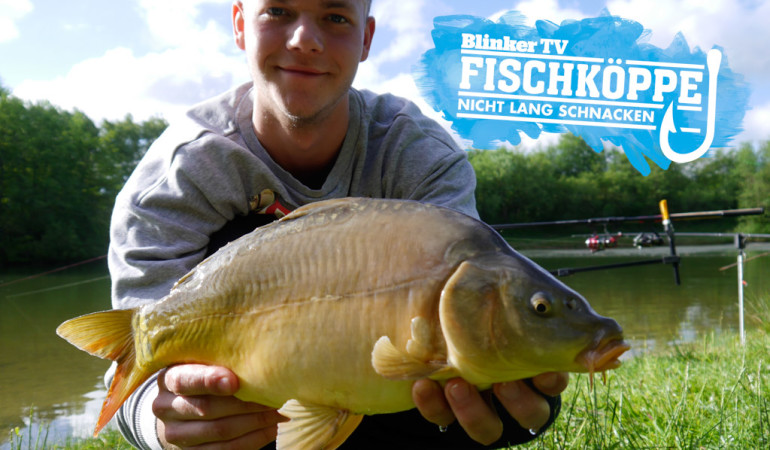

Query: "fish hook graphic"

xmin=660 ymin=48 xmax=722 ymax=164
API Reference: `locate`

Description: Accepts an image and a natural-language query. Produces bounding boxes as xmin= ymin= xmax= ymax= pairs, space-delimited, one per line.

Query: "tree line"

xmin=0 ymin=86 xmax=166 ymax=266
xmin=1 ymin=87 xmax=768 ymax=266
xmin=469 ymin=134 xmax=770 ymax=233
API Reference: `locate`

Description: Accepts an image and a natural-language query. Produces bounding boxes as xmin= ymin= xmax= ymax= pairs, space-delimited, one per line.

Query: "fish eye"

xmin=530 ymin=293 xmax=552 ymax=315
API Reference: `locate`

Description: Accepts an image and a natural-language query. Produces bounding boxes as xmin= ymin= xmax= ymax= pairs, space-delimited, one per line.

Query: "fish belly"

xmin=225 ymin=287 xmax=436 ymax=414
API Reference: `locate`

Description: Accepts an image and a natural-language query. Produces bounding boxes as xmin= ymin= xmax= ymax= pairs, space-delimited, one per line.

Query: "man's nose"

xmin=287 ymin=15 xmax=324 ymax=53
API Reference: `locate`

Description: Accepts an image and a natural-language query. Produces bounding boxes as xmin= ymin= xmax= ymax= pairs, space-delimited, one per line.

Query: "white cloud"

xmin=137 ymin=0 xmax=233 ymax=51
xmin=14 ymin=45 xmax=246 ymax=122
xmin=493 ymin=0 xmax=584 ymax=26
xmin=0 ymin=0 xmax=33 ymax=43
xmin=13 ymin=1 xmax=247 ymax=123
xmin=734 ymin=100 xmax=770 ymax=145
xmin=368 ymin=0 xmax=432 ymax=67
xmin=605 ymin=0 xmax=769 ymax=146
xmin=606 ymin=0 xmax=770 ymax=82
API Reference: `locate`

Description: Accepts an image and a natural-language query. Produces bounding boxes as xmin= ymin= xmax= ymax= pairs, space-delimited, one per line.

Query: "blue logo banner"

xmin=414 ymin=11 xmax=751 ymax=175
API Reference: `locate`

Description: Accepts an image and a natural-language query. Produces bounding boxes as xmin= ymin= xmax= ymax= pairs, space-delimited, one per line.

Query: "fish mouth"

xmin=576 ymin=338 xmax=631 ymax=380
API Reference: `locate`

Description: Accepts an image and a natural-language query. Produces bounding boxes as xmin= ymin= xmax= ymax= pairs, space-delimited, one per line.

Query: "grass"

xmin=518 ymin=295 xmax=770 ymax=449
xmin=7 ymin=425 xmax=131 ymax=450
xmin=10 ymin=298 xmax=770 ymax=449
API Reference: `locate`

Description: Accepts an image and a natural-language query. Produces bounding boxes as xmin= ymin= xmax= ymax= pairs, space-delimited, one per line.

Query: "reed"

xmin=7 ymin=426 xmax=130 ymax=450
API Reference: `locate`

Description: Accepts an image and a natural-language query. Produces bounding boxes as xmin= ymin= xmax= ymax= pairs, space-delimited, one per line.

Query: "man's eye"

xmin=266 ymin=7 xmax=287 ymax=17
xmin=328 ymin=14 xmax=349 ymax=24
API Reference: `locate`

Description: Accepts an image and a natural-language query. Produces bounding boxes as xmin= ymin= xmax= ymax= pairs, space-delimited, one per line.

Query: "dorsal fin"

xmin=279 ymin=198 xmax=357 ymax=222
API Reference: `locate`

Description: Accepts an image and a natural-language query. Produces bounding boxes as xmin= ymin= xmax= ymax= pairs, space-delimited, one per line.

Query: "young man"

xmin=108 ymin=0 xmax=568 ymax=448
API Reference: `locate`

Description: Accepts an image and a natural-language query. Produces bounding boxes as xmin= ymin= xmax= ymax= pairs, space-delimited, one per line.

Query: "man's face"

xmin=233 ymin=0 xmax=375 ymax=125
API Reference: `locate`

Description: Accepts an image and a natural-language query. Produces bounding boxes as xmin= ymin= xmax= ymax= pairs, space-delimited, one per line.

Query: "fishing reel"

xmin=585 ymin=228 xmax=621 ymax=253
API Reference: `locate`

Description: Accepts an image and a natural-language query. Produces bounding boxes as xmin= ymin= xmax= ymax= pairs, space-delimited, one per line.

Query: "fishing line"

xmin=504 ymin=236 xmax=579 ymax=248
xmin=5 ymin=295 xmax=43 ymax=332
xmin=5 ymin=275 xmax=110 ymax=299
xmin=720 ymin=251 xmax=770 ymax=271
xmin=0 ymin=255 xmax=107 ymax=289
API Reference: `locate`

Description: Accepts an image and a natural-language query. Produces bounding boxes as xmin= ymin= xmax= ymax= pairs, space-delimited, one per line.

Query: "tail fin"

xmin=57 ymin=309 xmax=154 ymax=436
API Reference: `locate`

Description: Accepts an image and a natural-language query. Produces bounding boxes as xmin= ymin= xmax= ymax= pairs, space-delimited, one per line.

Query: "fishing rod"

xmin=492 ymin=207 xmax=765 ymax=230
xmin=493 ymin=202 xmax=766 ymax=287
xmin=546 ymin=200 xmax=683 ymax=285
xmin=674 ymin=232 xmax=770 ymax=241
xmin=660 ymin=199 xmax=681 ymax=285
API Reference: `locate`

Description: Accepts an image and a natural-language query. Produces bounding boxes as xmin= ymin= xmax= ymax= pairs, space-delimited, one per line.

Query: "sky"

xmin=1 ymin=0 xmax=769 ymax=150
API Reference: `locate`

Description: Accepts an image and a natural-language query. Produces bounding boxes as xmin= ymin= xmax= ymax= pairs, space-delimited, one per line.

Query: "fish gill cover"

xmin=413 ymin=10 xmax=751 ymax=175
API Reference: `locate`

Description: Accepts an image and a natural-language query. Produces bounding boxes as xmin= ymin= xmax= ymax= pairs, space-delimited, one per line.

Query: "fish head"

xmin=439 ymin=251 xmax=629 ymax=384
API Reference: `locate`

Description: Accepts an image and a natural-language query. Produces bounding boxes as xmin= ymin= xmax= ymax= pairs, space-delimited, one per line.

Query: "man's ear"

xmin=232 ymin=1 xmax=246 ymax=51
xmin=360 ymin=17 xmax=376 ymax=62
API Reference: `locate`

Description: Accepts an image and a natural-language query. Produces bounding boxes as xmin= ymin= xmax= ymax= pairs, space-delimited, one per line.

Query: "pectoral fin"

xmin=371 ymin=336 xmax=458 ymax=380
xmin=277 ymin=400 xmax=363 ymax=450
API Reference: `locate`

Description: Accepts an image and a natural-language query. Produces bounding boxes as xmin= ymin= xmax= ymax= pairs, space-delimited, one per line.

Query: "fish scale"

xmin=57 ymin=197 xmax=629 ymax=450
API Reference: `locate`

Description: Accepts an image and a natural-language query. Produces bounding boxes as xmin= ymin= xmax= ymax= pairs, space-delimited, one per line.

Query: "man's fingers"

xmin=412 ymin=379 xmax=455 ymax=427
xmin=444 ymin=379 xmax=502 ymax=445
xmin=153 ymin=391 xmax=277 ymax=421
xmin=494 ymin=380 xmax=551 ymax=431
xmin=531 ymin=372 xmax=569 ymax=397
xmin=160 ymin=411 xmax=285 ymax=448
xmin=492 ymin=372 xmax=567 ymax=432
xmin=159 ymin=364 xmax=239 ymax=396
xmin=154 ymin=364 xmax=287 ymax=449
xmin=188 ymin=427 xmax=281 ymax=450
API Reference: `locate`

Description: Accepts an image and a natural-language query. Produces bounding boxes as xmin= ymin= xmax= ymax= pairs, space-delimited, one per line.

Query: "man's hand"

xmin=412 ymin=372 xmax=569 ymax=445
xmin=153 ymin=364 xmax=287 ymax=449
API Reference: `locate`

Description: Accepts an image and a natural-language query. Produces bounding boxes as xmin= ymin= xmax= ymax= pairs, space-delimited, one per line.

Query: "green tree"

xmin=679 ymin=149 xmax=741 ymax=212
xmin=468 ymin=147 xmax=521 ymax=223
xmin=97 ymin=115 xmax=167 ymax=197
xmin=736 ymin=141 xmax=770 ymax=233
xmin=544 ymin=133 xmax=607 ymax=177
xmin=468 ymin=134 xmax=770 ymax=232
xmin=0 ymin=96 xmax=103 ymax=264
xmin=0 ymin=89 xmax=167 ymax=266
xmin=469 ymin=146 xmax=559 ymax=224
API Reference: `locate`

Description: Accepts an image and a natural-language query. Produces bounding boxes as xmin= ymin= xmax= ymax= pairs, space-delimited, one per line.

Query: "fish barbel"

xmin=57 ymin=197 xmax=629 ymax=449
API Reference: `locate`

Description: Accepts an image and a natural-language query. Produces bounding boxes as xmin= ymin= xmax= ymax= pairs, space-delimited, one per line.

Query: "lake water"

xmin=1 ymin=244 xmax=768 ymax=447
